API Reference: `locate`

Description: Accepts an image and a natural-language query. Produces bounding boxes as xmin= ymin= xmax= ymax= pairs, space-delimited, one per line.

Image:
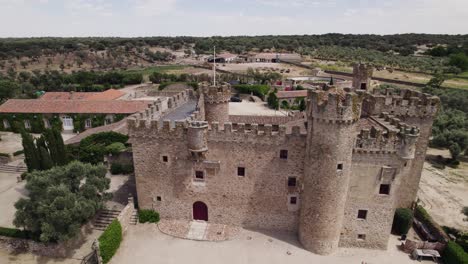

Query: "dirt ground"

xmin=109 ymin=225 xmax=431 ymax=264
xmin=418 ymin=148 xmax=468 ymax=231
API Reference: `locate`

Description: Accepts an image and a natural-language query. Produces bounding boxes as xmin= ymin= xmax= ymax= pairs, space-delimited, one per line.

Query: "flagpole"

xmin=213 ymin=46 xmax=216 ymax=86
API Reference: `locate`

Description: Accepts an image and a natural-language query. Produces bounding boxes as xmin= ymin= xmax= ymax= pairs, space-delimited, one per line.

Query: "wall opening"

xmin=193 ymin=201 xmax=208 ymax=221
xmin=379 ymin=184 xmax=391 ymax=195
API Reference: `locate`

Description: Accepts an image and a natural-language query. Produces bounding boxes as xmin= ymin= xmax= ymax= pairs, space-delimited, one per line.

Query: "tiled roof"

xmin=0 ymin=99 xmax=150 ymax=114
xmin=277 ymin=90 xmax=308 ymax=99
xmin=39 ymin=89 xmax=125 ymax=101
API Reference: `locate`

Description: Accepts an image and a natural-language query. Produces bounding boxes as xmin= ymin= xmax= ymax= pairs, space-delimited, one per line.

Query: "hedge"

xmin=415 ymin=205 xmax=449 ymax=242
xmin=0 ymin=227 xmax=32 ymax=239
xmin=442 ymin=241 xmax=468 ymax=264
xmin=392 ymin=208 xmax=413 ymax=235
xmin=98 ymin=219 xmax=123 ymax=264
xmin=0 ymin=153 xmax=9 ymax=157
xmin=233 ymin=84 xmax=270 ymax=97
xmin=138 ymin=209 xmax=160 ymax=223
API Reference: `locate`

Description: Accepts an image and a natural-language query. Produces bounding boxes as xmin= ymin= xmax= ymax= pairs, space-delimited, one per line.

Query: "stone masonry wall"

xmin=131 ymin=121 xmax=306 ymax=232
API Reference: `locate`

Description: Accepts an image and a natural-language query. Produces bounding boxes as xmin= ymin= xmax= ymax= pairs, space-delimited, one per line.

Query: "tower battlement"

xmin=354 ymin=113 xmax=420 ymax=158
xmin=308 ymin=89 xmax=362 ymax=123
xmin=365 ymin=88 xmax=440 ymax=117
xmin=352 ymin=63 xmax=373 ymax=92
xmin=127 ymin=118 xmax=188 ymax=139
xmin=201 ymin=83 xmax=231 ymax=104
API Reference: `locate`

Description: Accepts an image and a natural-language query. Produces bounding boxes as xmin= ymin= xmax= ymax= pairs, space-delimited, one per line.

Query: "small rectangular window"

xmin=237 ymin=167 xmax=245 ymax=177
xmin=24 ymin=120 xmax=31 ymax=129
xmin=287 ymin=177 xmax=297 ymax=187
xmin=357 ymin=210 xmax=368 ymax=220
xmin=337 ymin=163 xmax=343 ymax=171
xmin=280 ymin=150 xmax=288 ymax=159
xmin=290 ymin=196 xmax=297 ymax=205
xmin=3 ymin=119 xmax=10 ymax=128
xmin=379 ymin=184 xmax=391 ymax=195
xmin=195 ymin=170 xmax=204 ymax=180
xmin=156 ymin=196 xmax=162 ymax=201
xmin=162 ymin=156 xmax=168 ymax=162
xmin=85 ymin=119 xmax=92 ymax=128
xmin=357 ymin=234 xmax=366 ymax=240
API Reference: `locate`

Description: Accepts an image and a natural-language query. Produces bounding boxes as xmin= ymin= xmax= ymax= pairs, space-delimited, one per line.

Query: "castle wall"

xmin=130 ymin=120 xmax=306 ymax=232
xmin=204 ymin=102 xmax=229 ymax=125
xmin=339 ymin=152 xmax=405 ymax=249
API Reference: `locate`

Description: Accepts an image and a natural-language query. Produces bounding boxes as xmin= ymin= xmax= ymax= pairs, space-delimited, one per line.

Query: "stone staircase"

xmin=93 ymin=209 xmax=121 ymax=231
xmin=0 ymin=164 xmax=27 ymax=174
xmin=130 ymin=210 xmax=138 ymax=225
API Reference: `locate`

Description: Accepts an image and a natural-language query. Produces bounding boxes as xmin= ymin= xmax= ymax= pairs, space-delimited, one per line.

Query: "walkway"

xmin=162 ymin=100 xmax=197 ymax=121
xmin=158 ymin=219 xmax=240 ymax=242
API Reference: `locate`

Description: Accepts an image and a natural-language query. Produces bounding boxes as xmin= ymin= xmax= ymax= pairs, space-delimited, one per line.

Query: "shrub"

xmin=20 ymin=172 xmax=28 ymax=180
xmin=105 ymin=142 xmax=126 ymax=155
xmin=0 ymin=153 xmax=10 ymax=157
xmin=442 ymin=241 xmax=468 ymax=264
xmin=138 ymin=209 xmax=160 ymax=223
xmin=0 ymin=227 xmax=32 ymax=239
xmin=392 ymin=208 xmax=413 ymax=235
xmin=110 ymin=163 xmax=134 ymax=175
xmin=13 ymin=150 xmax=24 ymax=156
xmin=98 ymin=219 xmax=122 ymax=264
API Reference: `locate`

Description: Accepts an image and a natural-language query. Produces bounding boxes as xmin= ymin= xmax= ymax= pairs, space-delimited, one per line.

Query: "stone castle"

xmin=128 ymin=64 xmax=440 ymax=255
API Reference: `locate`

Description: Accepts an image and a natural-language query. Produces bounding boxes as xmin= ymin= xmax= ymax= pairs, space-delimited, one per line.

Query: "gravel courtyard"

xmin=110 ymin=225 xmax=431 ymax=264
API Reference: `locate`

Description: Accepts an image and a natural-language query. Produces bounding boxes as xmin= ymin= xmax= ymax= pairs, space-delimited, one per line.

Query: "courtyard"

xmin=110 ymin=225 xmax=432 ymax=264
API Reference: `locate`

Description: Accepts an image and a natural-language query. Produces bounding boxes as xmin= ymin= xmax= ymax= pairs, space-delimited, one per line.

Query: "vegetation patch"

xmin=98 ymin=219 xmax=123 ymax=264
xmin=0 ymin=227 xmax=32 ymax=239
xmin=110 ymin=163 xmax=134 ymax=175
xmin=392 ymin=208 xmax=414 ymax=235
xmin=138 ymin=209 xmax=160 ymax=223
xmin=233 ymin=84 xmax=270 ymax=97
xmin=442 ymin=241 xmax=468 ymax=264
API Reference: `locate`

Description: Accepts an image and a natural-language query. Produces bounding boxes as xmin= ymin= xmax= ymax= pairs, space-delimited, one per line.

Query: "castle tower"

xmin=352 ymin=64 xmax=373 ymax=92
xmin=202 ymin=83 xmax=231 ymax=126
xmin=299 ymin=89 xmax=362 ymax=255
xmin=187 ymin=121 xmax=209 ymax=161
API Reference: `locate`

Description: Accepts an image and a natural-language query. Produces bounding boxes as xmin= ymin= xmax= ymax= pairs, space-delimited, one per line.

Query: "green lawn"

xmin=124 ymin=65 xmax=189 ymax=75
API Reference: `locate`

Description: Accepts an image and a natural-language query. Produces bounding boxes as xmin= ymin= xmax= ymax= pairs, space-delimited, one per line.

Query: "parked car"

xmin=230 ymin=97 xmax=242 ymax=102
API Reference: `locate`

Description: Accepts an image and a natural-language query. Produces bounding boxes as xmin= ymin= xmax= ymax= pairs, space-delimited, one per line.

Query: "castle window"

xmin=237 ymin=167 xmax=245 ymax=177
xmin=287 ymin=177 xmax=297 ymax=187
xmin=357 ymin=210 xmax=368 ymax=220
xmin=217 ymin=87 xmax=222 ymax=92
xmin=162 ymin=156 xmax=168 ymax=163
xmin=357 ymin=234 xmax=366 ymax=240
xmin=156 ymin=196 xmax=162 ymax=201
xmin=404 ymin=161 xmax=408 ymax=167
xmin=280 ymin=150 xmax=288 ymax=159
xmin=289 ymin=196 xmax=297 ymax=205
xmin=360 ymin=83 xmax=367 ymax=90
xmin=195 ymin=170 xmax=204 ymax=180
xmin=337 ymin=163 xmax=343 ymax=171
xmin=379 ymin=184 xmax=391 ymax=195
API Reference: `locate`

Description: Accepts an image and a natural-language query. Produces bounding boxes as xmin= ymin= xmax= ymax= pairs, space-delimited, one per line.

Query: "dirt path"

xmin=418 ymin=158 xmax=468 ymax=231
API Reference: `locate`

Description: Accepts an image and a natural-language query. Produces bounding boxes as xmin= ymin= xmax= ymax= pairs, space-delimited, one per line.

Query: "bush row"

xmin=0 ymin=227 xmax=32 ymax=239
xmin=232 ymin=84 xmax=270 ymax=97
xmin=98 ymin=219 xmax=123 ymax=264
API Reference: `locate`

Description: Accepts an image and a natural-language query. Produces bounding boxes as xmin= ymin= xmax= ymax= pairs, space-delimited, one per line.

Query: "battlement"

xmin=202 ymin=82 xmax=231 ymax=104
xmin=308 ymin=88 xmax=362 ymax=123
xmin=127 ymin=117 xmax=188 ymax=139
xmin=354 ymin=113 xmax=420 ymax=157
xmin=364 ymin=88 xmax=440 ymax=117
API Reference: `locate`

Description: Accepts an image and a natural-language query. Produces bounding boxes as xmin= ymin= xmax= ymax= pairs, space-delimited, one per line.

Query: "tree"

xmin=21 ymin=131 xmax=41 ymax=172
xmin=427 ymin=74 xmax=446 ymax=89
xmin=299 ymin=98 xmax=306 ymax=112
xmin=14 ymin=161 xmax=110 ymax=242
xmin=20 ymin=61 xmax=28 ymax=69
xmin=449 ymin=53 xmax=468 ymax=72
xmin=449 ymin=143 xmax=462 ymax=161
xmin=267 ymin=89 xmax=279 ymax=110
xmin=0 ymin=80 xmax=19 ymax=102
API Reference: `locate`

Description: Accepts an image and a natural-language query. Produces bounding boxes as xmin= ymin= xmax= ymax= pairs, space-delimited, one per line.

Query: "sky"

xmin=0 ymin=0 xmax=467 ymax=37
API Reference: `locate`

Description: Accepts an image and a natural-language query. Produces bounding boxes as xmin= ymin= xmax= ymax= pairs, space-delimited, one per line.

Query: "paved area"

xmin=229 ymin=101 xmax=288 ymax=116
xmin=186 ymin=221 xmax=207 ymax=240
xmin=163 ymin=100 xmax=197 ymax=121
xmin=111 ymin=225 xmax=432 ymax=264
xmin=0 ymin=171 xmax=26 ymax=228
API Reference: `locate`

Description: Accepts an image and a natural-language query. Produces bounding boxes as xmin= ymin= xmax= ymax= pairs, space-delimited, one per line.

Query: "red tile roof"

xmin=277 ymin=90 xmax=308 ymax=99
xmin=39 ymin=89 xmax=125 ymax=101
xmin=0 ymin=99 xmax=149 ymax=114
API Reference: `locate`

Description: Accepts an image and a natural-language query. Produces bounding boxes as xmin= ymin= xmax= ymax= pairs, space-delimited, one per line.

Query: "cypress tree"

xmin=43 ymin=129 xmax=59 ymax=165
xmin=21 ymin=131 xmax=41 ymax=172
xmin=53 ymin=128 xmax=67 ymax=165
xmin=39 ymin=146 xmax=53 ymax=170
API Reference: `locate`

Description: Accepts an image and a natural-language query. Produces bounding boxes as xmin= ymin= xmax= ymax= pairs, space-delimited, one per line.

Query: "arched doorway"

xmin=193 ymin=201 xmax=208 ymax=221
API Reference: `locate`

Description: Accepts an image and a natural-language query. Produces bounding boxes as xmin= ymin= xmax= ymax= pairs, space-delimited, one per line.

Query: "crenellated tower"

xmin=299 ymin=88 xmax=362 ymax=255
xmin=352 ymin=63 xmax=374 ymax=92
xmin=202 ymin=83 xmax=231 ymax=126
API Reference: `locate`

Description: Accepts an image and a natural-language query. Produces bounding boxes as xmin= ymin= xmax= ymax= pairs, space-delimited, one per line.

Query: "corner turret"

xmin=352 ymin=63 xmax=374 ymax=92
xmin=202 ymin=82 xmax=231 ymax=126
